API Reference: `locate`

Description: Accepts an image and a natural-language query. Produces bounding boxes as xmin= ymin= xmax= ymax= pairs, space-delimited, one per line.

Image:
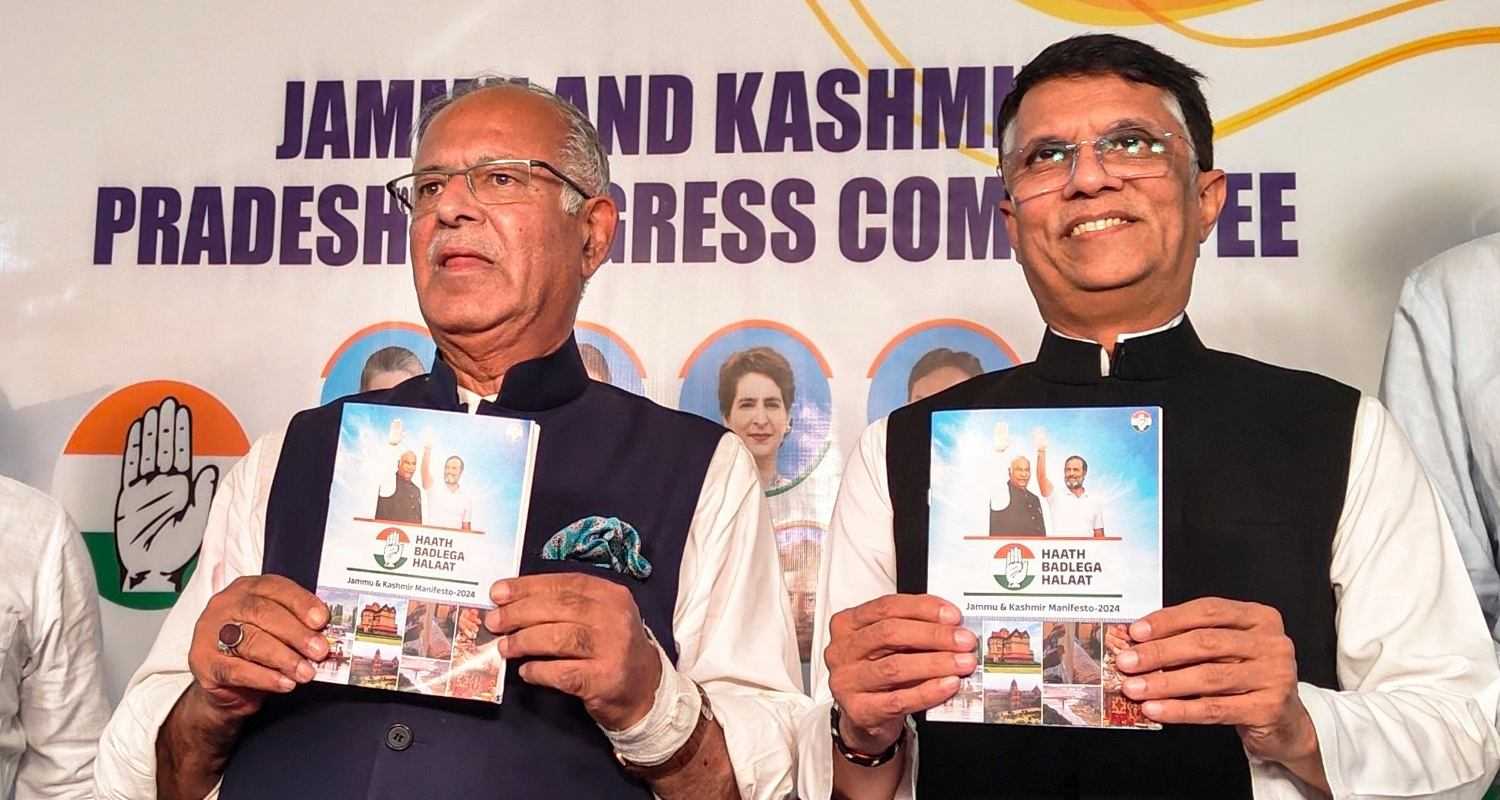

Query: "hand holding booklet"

xmin=311 ymin=403 xmax=539 ymax=702
xmin=925 ymin=406 xmax=1163 ymax=729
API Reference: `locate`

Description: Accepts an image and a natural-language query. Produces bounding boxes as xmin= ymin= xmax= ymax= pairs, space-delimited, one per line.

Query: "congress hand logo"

xmin=993 ymin=543 xmax=1036 ymax=591
xmin=114 ymin=397 xmax=219 ymax=592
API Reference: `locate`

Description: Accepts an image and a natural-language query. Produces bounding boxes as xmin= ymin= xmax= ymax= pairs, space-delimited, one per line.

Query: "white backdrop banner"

xmin=4 ymin=1 xmax=1499 ymax=701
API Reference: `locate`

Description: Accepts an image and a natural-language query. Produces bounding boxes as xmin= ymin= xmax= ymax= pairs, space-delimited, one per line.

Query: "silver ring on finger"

xmin=216 ymin=621 xmax=246 ymax=656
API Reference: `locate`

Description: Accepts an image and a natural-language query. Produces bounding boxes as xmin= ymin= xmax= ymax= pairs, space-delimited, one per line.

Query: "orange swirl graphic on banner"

xmin=805 ymin=1 xmax=1495 ymax=155
xmin=1215 ymin=27 xmax=1500 ymax=139
xmin=806 ymin=0 xmax=1002 ymax=167
xmin=1016 ymin=0 xmax=1251 ymax=26
xmin=1125 ymin=0 xmax=1443 ymax=47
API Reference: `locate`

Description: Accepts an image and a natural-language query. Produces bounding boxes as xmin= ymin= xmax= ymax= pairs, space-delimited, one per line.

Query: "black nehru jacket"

xmin=374 ymin=475 xmax=422 ymax=524
xmin=218 ymin=337 xmax=726 ymax=799
xmin=990 ymin=482 xmax=1046 ymax=536
xmin=886 ymin=318 xmax=1358 ymax=798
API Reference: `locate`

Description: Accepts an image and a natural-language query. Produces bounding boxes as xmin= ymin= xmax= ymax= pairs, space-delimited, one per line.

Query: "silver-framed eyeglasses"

xmin=999 ymin=129 xmax=1180 ymax=203
xmin=385 ymin=159 xmax=593 ymax=215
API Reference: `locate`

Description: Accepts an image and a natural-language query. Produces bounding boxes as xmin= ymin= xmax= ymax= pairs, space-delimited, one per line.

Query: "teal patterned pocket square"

xmin=540 ymin=516 xmax=652 ymax=580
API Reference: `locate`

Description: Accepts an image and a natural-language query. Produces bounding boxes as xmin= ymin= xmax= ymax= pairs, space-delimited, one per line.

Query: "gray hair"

xmin=415 ymin=75 xmax=610 ymax=214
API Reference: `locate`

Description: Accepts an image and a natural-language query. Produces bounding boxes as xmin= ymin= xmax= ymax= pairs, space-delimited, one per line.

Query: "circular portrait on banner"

xmin=678 ymin=321 xmax=834 ymax=494
xmin=319 ymin=322 xmax=437 ymax=405
xmin=866 ymin=319 xmax=1022 ymax=422
xmin=575 ymin=322 xmax=647 ymax=396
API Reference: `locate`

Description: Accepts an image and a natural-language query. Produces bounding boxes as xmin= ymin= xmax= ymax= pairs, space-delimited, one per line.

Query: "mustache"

xmin=426 ymin=233 xmax=500 ymax=265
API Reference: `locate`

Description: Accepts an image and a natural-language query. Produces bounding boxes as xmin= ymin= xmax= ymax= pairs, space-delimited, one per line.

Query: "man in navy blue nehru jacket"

xmin=802 ymin=34 xmax=1500 ymax=799
xmin=96 ymin=79 xmax=807 ymax=800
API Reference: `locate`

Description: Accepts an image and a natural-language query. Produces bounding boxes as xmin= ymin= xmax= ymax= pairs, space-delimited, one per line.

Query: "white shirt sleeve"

xmin=1380 ymin=268 xmax=1500 ymax=648
xmin=797 ymin=418 xmax=919 ymax=800
xmin=671 ymin=432 xmax=810 ymax=800
xmin=799 ymin=405 xmax=1500 ymax=799
xmin=11 ymin=490 xmax=111 ymax=799
xmin=1250 ymin=397 xmax=1500 ymax=798
xmin=94 ymin=433 xmax=278 ymax=800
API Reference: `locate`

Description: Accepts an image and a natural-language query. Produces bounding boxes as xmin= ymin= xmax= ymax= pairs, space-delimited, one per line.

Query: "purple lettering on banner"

xmin=632 ymin=183 xmax=677 ymax=263
xmin=947 ymin=176 xmax=1010 ymax=260
xmin=231 ymin=187 xmax=275 ymax=265
xmin=598 ymin=75 xmax=642 ymax=155
xmin=682 ymin=181 xmax=717 ymax=263
xmin=770 ymin=179 xmax=815 ymax=263
xmin=182 ymin=187 xmax=227 ymax=265
xmin=554 ymin=76 xmax=589 ymax=119
xmin=893 ymin=176 xmax=940 ymax=261
xmin=839 ymin=177 xmax=886 ymax=263
xmin=721 ymin=179 xmax=767 ymax=264
xmin=816 ymin=69 xmax=861 ymax=152
xmin=606 ymin=183 xmax=627 ymax=263
xmin=305 ymin=81 xmax=351 ymax=160
xmin=419 ymin=79 xmax=450 ymax=113
xmin=450 ymin=77 xmax=479 ymax=98
xmin=93 ymin=187 xmax=136 ymax=265
xmin=317 ymin=185 xmax=359 ymax=266
xmin=765 ymin=72 xmax=813 ymax=153
xmin=1217 ymin=172 xmax=1254 ymax=258
xmin=279 ymin=186 xmax=314 ymax=264
xmin=354 ymin=80 xmax=414 ymax=159
xmin=362 ymin=185 xmax=406 ymax=265
xmin=138 ymin=187 xmax=182 ymax=265
xmin=647 ymin=74 xmax=692 ymax=155
xmin=992 ymin=66 xmax=1015 ymax=148
xmin=275 ymin=81 xmax=305 ymax=159
xmin=868 ymin=69 xmax=915 ymax=151
xmin=921 ymin=67 xmax=986 ymax=149
xmin=715 ymin=72 xmax=763 ymax=153
xmin=1260 ymin=172 xmax=1298 ymax=257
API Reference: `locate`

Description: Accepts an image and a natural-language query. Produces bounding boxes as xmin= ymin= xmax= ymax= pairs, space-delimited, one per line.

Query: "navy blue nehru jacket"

xmin=886 ymin=318 xmax=1357 ymax=799
xmin=219 ymin=336 xmax=726 ymax=799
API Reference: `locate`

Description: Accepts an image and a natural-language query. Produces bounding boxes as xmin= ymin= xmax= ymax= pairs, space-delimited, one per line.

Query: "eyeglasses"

xmin=999 ymin=129 xmax=1181 ymax=203
xmin=385 ymin=159 xmax=593 ymax=215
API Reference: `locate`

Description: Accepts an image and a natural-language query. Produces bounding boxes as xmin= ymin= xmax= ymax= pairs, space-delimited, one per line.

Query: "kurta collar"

xmin=425 ymin=334 xmax=590 ymax=413
xmin=1034 ymin=315 xmax=1207 ymax=384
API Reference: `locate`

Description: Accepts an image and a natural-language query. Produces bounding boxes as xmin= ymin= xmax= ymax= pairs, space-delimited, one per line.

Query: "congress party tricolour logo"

xmin=374 ymin=527 xmax=410 ymax=570
xmin=993 ymin=543 xmax=1036 ymax=591
xmin=52 ymin=381 xmax=248 ymax=610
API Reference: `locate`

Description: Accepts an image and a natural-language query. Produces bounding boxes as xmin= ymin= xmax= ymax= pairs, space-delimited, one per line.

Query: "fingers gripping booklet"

xmin=311 ymin=403 xmax=539 ymax=703
xmin=926 ymin=407 xmax=1163 ymax=729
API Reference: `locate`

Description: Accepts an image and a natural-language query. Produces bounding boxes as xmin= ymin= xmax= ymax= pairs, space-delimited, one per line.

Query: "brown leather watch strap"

xmin=617 ymin=682 xmax=715 ymax=781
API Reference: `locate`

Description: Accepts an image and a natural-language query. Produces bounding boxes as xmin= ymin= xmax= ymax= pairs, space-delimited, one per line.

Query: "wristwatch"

xmin=617 ymin=681 xmax=715 ymax=780
xmin=830 ymin=702 xmax=904 ymax=768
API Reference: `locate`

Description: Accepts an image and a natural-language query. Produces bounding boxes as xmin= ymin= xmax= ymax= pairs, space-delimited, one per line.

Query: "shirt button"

xmin=386 ymin=723 xmax=413 ymax=751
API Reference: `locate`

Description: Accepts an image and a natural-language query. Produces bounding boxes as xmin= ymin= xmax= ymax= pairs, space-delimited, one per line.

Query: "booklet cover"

xmin=312 ymin=403 xmax=539 ymax=703
xmin=925 ymin=407 xmax=1162 ymax=729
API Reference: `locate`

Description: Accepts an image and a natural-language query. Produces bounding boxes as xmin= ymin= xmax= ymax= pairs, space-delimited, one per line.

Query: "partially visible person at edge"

xmin=1381 ymin=232 xmax=1500 ymax=660
xmin=800 ymin=34 xmax=1499 ymax=799
xmin=95 ymin=78 xmax=806 ymax=800
xmin=0 ymin=475 xmax=110 ymax=798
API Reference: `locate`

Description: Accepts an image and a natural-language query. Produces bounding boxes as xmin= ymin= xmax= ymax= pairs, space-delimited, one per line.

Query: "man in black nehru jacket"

xmin=801 ymin=34 xmax=1499 ymax=798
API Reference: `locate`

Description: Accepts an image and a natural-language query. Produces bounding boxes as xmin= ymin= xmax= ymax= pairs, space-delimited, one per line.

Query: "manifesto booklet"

xmin=312 ymin=403 xmax=539 ymax=703
xmin=926 ymin=407 xmax=1163 ymax=730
